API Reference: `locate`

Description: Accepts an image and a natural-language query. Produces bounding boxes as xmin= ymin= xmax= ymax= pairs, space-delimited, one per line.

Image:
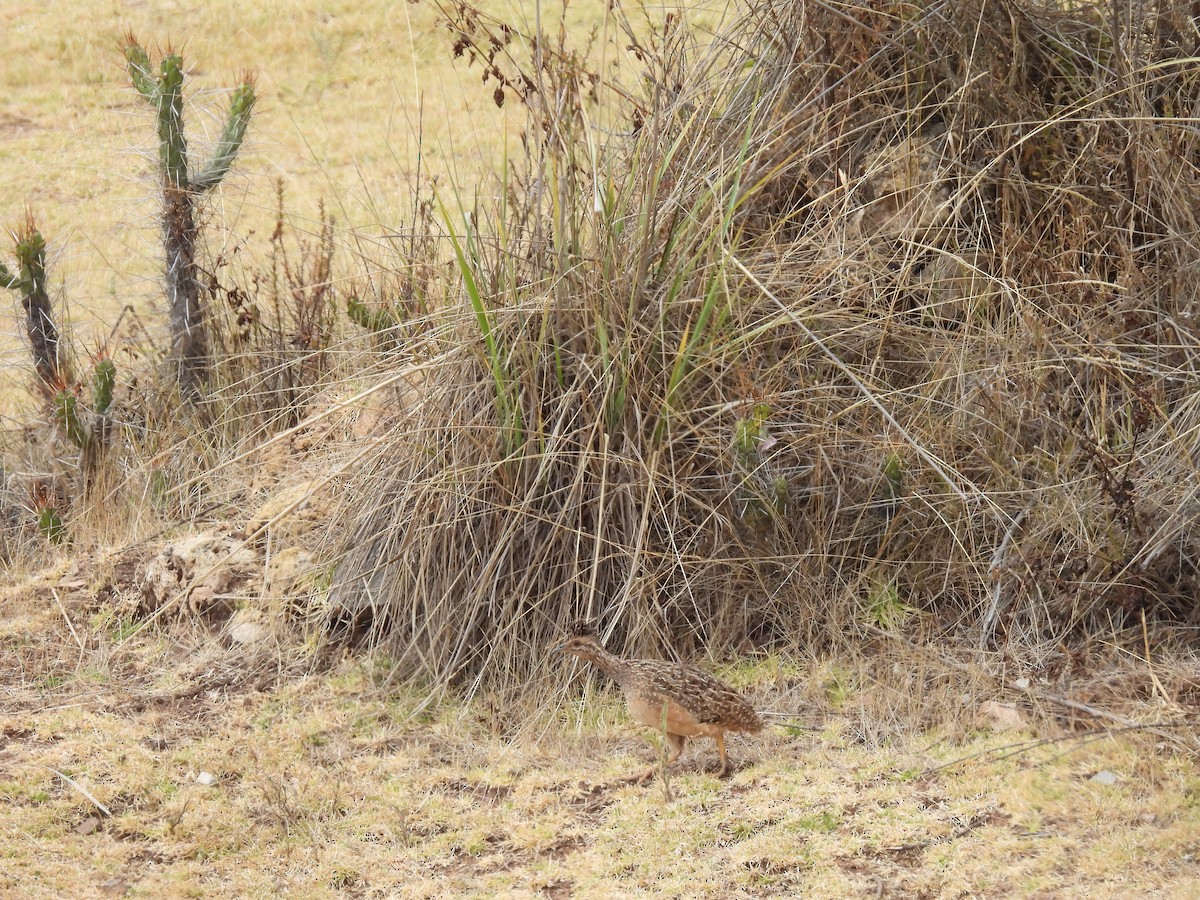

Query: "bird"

xmin=556 ymin=621 xmax=763 ymax=782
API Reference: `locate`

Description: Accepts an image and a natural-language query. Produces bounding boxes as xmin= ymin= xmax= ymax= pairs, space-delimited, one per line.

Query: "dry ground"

xmin=2 ymin=558 xmax=1198 ymax=899
xmin=4 ymin=3 xmax=1200 ymax=897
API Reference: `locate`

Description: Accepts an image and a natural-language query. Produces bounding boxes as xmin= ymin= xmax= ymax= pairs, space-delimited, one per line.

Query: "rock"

xmin=1089 ymin=770 xmax=1119 ymax=786
xmin=139 ymin=532 xmax=259 ymax=618
xmin=976 ymin=700 xmax=1026 ymax=732
xmin=75 ymin=815 xmax=101 ymax=835
xmin=226 ymin=609 xmax=269 ymax=645
xmin=195 ymin=771 xmax=217 ymax=787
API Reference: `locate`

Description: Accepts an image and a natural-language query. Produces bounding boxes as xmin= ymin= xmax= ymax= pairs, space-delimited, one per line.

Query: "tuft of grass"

xmin=310 ymin=0 xmax=1200 ymax=722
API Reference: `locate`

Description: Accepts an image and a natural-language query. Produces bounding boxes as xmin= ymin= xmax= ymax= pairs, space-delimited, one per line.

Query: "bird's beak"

xmin=551 ymin=639 xmax=568 ymax=654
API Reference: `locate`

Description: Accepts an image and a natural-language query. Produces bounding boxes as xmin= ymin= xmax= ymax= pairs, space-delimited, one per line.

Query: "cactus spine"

xmin=1 ymin=214 xmax=68 ymax=396
xmin=124 ymin=36 xmax=256 ymax=398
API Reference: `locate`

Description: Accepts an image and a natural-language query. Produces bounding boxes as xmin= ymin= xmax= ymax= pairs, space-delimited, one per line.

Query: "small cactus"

xmin=124 ymin=35 xmax=256 ymax=397
xmin=37 ymin=507 xmax=66 ymax=545
xmin=878 ymin=452 xmax=904 ymax=520
xmin=47 ymin=356 xmax=119 ymax=475
xmin=30 ymin=481 xmax=66 ymax=545
xmin=347 ymin=296 xmax=401 ymax=333
xmin=53 ymin=390 xmax=87 ymax=449
xmin=93 ymin=358 xmax=116 ymax=415
xmin=1 ymin=214 xmax=68 ymax=395
xmin=732 ymin=403 xmax=788 ymax=531
xmin=347 ymin=296 xmax=402 ymax=351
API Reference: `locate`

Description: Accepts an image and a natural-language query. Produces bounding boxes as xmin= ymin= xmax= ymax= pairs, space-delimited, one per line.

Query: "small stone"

xmin=1013 ymin=677 xmax=1030 ymax=690
xmin=98 ymin=877 xmax=129 ymax=896
xmin=195 ymin=771 xmax=217 ymax=787
xmin=1089 ymin=769 xmax=1119 ymax=786
xmin=977 ymin=700 xmax=1026 ymax=731
xmin=227 ymin=615 xmax=269 ymax=645
xmin=74 ymin=815 xmax=101 ymax=835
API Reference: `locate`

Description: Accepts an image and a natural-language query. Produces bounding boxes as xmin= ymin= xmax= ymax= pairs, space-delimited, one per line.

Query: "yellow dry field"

xmin=0 ymin=0 xmax=657 ymax=362
xmin=2 ymin=564 xmax=1199 ymax=898
xmin=4 ymin=3 xmax=1200 ymax=898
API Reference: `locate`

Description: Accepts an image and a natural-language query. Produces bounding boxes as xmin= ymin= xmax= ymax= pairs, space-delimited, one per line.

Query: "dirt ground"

xmin=2 ymin=556 xmax=1198 ymax=899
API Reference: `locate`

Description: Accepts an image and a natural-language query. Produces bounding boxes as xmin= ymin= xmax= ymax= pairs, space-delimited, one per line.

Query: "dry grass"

xmin=325 ymin=0 xmax=1200 ymax=702
xmin=2 ymin=0 xmax=1200 ymax=895
xmin=3 ymin=576 xmax=1199 ymax=898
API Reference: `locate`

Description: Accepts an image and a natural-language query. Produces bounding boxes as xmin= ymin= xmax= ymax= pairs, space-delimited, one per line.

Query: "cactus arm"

xmin=192 ymin=80 xmax=256 ymax=192
xmin=7 ymin=220 xmax=66 ymax=393
xmin=156 ymin=54 xmax=189 ymax=189
xmin=124 ymin=38 xmax=158 ymax=101
xmin=15 ymin=228 xmax=46 ymax=295
xmin=54 ymin=391 xmax=87 ymax=448
xmin=93 ymin=358 xmax=116 ymax=414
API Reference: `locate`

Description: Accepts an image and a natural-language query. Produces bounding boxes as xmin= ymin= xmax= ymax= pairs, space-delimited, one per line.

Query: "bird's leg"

xmin=666 ymin=732 xmax=686 ymax=766
xmin=636 ymin=733 xmax=686 ymax=784
xmin=713 ymin=731 xmax=730 ymax=778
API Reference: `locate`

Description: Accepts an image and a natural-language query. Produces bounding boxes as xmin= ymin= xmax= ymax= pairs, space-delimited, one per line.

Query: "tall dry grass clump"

xmin=324 ymin=0 xmax=1200 ymax=692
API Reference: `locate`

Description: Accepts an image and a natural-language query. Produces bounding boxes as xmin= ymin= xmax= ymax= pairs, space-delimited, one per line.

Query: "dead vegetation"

xmin=321 ymin=0 xmax=1200 ymax=718
xmin=2 ymin=0 xmax=1200 ymax=894
xmin=2 ymin=573 xmax=1199 ymax=899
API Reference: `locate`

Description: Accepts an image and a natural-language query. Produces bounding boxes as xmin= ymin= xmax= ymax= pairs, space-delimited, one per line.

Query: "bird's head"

xmin=554 ymin=621 xmax=604 ymax=659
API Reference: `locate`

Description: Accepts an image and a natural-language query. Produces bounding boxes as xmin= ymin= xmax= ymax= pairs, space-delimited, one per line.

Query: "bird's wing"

xmin=636 ymin=661 xmax=751 ymax=725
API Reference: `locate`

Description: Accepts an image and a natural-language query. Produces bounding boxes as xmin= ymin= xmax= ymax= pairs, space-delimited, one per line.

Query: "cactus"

xmin=124 ymin=35 xmax=256 ymax=397
xmin=56 ymin=358 xmax=119 ymax=475
xmin=732 ymin=403 xmax=788 ymax=531
xmin=44 ymin=355 xmax=119 ymax=476
xmin=93 ymin=358 xmax=116 ymax=414
xmin=2 ymin=217 xmax=115 ymax=474
xmin=37 ymin=507 xmax=66 ymax=545
xmin=878 ymin=452 xmax=904 ymax=520
xmin=84 ymin=357 xmax=118 ymax=474
xmin=347 ymin=296 xmax=401 ymax=332
xmin=53 ymin=390 xmax=87 ymax=448
xmin=1 ymin=214 xmax=68 ymax=396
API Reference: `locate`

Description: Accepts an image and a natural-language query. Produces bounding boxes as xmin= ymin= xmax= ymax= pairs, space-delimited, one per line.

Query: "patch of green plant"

xmin=36 ymin=507 xmax=66 ymax=544
xmin=725 ymin=820 xmax=759 ymax=842
xmin=863 ymin=578 xmax=916 ymax=631
xmin=731 ymin=402 xmax=789 ymax=530
xmin=823 ymin=668 xmax=858 ymax=708
xmin=878 ymin=452 xmax=904 ymax=519
xmin=0 ymin=781 xmax=51 ymax=804
xmin=796 ymin=809 xmax=841 ymax=833
xmin=109 ymin=616 xmax=141 ymax=642
xmin=439 ymin=193 xmax=522 ymax=453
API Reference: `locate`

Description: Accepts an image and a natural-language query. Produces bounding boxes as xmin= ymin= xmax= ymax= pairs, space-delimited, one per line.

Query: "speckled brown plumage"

xmin=557 ymin=623 xmax=762 ymax=780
